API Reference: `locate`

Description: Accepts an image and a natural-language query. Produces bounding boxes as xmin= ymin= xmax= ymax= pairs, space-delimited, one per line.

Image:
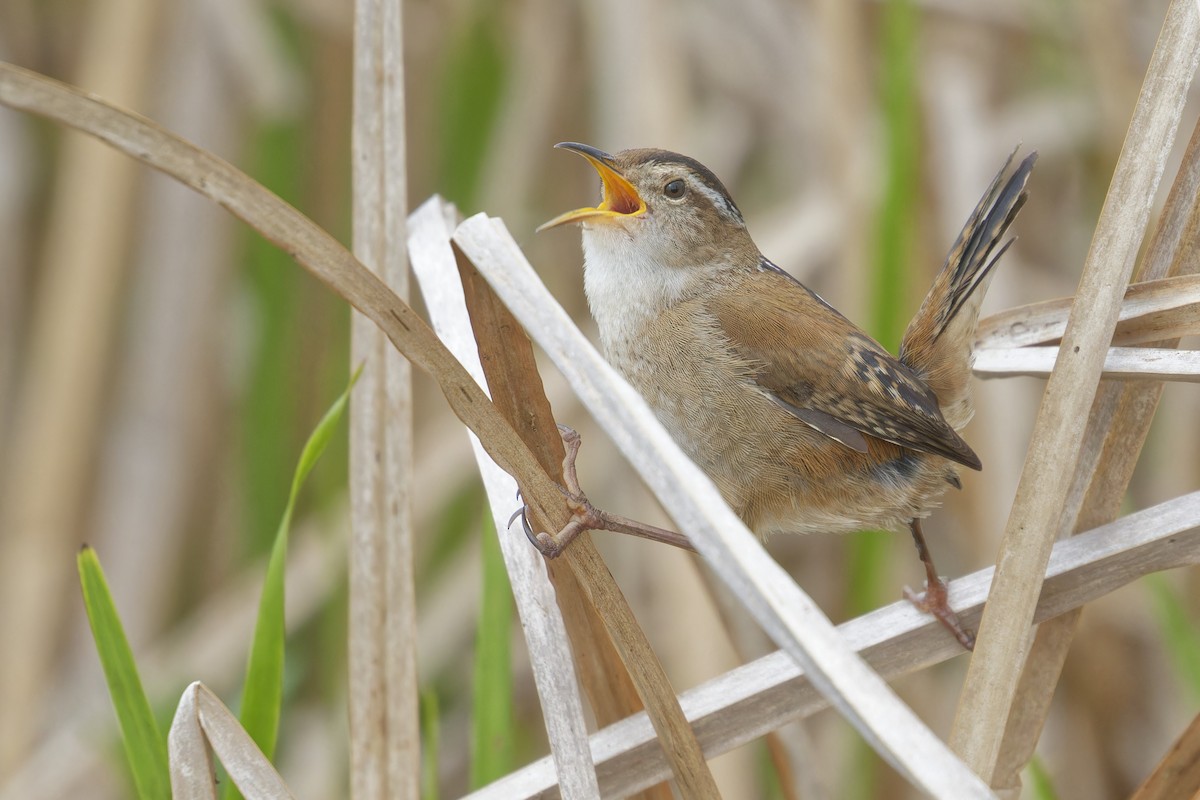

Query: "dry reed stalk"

xmin=973 ymin=347 xmax=1200 ymax=381
xmin=474 ymin=0 xmax=570 ymax=231
xmin=348 ymin=0 xmax=418 ymax=797
xmin=976 ymin=275 xmax=1200 ymax=349
xmin=948 ymin=0 xmax=1200 ymax=779
xmin=988 ymin=113 xmax=1200 ymax=794
xmin=0 ymin=0 xmax=161 ymax=775
xmin=581 ymin=0 xmax=685 ymax=147
xmin=812 ymin=0 xmax=870 ymax=314
xmin=0 ymin=53 xmax=30 ymax=470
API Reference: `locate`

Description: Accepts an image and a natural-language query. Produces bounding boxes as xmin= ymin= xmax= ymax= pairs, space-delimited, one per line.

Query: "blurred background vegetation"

xmin=1 ymin=0 xmax=1198 ymax=797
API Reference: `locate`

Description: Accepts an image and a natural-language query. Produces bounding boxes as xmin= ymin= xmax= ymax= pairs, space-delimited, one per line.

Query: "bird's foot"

xmin=904 ymin=579 xmax=975 ymax=651
xmin=509 ymin=424 xmax=696 ymax=558
xmin=906 ymin=519 xmax=975 ymax=650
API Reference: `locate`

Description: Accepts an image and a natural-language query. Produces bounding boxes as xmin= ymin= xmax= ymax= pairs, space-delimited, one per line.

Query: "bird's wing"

xmin=707 ymin=265 xmax=982 ymax=470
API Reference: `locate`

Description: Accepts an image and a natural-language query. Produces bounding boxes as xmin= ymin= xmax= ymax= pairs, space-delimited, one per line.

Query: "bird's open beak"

xmin=536 ymin=142 xmax=646 ymax=232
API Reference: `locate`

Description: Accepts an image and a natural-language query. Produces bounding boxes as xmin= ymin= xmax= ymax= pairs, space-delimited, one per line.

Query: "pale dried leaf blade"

xmin=453 ymin=214 xmax=717 ymax=796
xmin=407 ymin=196 xmax=600 ymax=799
xmin=169 ymin=682 xmax=218 ymax=800
xmin=451 ymin=213 xmax=994 ymax=799
xmin=974 ymin=346 xmax=1200 ymax=381
xmin=465 ymin=492 xmax=1200 ymax=799
xmin=169 ymin=682 xmax=295 ymax=800
xmin=194 ymin=684 xmax=295 ymax=800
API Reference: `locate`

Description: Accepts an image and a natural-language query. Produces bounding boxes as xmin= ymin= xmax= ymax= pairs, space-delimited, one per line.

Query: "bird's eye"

xmin=663 ymin=179 xmax=686 ymax=199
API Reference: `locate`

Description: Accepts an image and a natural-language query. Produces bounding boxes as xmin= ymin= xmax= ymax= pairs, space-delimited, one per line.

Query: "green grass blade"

xmin=77 ymin=547 xmax=170 ymax=800
xmin=469 ymin=514 xmax=514 ymax=789
xmin=241 ymin=116 xmax=306 ymax=559
xmin=224 ymin=365 xmax=361 ymax=800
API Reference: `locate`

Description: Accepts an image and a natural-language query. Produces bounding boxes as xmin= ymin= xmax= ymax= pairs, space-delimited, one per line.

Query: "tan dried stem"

xmin=348 ymin=0 xmax=418 ymax=797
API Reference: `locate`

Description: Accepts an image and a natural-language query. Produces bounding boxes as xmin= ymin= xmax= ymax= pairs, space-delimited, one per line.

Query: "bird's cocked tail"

xmin=900 ymin=149 xmax=1036 ymax=430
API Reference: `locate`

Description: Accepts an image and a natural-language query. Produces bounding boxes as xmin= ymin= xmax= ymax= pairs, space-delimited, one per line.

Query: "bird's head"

xmin=538 ymin=143 xmax=756 ymax=276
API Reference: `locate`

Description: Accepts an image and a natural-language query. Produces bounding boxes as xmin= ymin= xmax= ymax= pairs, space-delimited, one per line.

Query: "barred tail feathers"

xmin=900 ymin=149 xmax=1036 ymax=430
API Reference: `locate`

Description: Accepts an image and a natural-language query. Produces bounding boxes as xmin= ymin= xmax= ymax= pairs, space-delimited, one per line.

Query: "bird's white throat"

xmin=580 ymin=223 xmax=707 ymax=356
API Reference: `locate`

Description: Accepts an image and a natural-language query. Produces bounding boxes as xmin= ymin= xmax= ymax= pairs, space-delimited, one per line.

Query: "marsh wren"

xmin=538 ymin=142 xmax=1035 ymax=648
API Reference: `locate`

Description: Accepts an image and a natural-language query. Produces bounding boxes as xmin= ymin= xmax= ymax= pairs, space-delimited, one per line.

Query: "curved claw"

xmin=509 ymin=503 xmax=566 ymax=558
xmin=509 ymin=505 xmax=538 ymax=548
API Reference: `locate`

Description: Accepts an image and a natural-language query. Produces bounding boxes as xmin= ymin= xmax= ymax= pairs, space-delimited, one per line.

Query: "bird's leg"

xmin=512 ymin=424 xmax=696 ymax=558
xmin=902 ymin=519 xmax=976 ymax=650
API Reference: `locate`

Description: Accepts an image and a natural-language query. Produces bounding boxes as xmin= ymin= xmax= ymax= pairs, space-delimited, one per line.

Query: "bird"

xmin=537 ymin=142 xmax=1035 ymax=648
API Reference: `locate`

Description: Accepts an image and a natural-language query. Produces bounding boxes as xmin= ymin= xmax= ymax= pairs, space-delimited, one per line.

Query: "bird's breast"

xmin=598 ymin=300 xmax=785 ymax=496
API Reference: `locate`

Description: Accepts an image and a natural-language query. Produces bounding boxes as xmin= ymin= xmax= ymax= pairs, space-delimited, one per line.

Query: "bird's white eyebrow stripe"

xmin=689 ymin=177 xmax=744 ymax=225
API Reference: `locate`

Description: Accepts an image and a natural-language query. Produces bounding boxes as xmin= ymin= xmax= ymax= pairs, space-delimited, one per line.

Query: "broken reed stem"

xmin=949 ymin=0 xmax=1200 ymax=779
xmin=1129 ymin=709 xmax=1200 ymax=800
